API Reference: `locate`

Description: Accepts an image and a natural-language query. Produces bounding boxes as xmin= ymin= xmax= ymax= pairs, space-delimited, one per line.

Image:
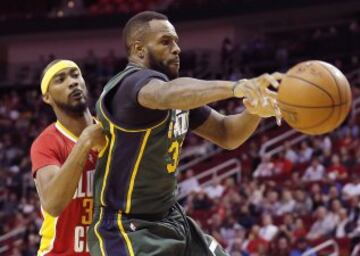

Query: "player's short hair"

xmin=123 ymin=11 xmax=168 ymax=55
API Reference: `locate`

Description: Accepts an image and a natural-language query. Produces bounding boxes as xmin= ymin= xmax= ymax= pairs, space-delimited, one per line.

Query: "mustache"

xmin=70 ymin=89 xmax=83 ymax=97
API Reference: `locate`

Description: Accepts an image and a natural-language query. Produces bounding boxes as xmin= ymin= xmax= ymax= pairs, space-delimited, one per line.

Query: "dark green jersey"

xmin=94 ymin=66 xmax=189 ymax=215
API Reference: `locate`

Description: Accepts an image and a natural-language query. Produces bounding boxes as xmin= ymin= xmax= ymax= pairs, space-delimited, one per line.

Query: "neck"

xmin=128 ymin=56 xmax=148 ymax=69
xmin=55 ymin=109 xmax=92 ymax=137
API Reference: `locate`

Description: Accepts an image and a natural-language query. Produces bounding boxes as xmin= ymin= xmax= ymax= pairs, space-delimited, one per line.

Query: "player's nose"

xmin=68 ymin=79 xmax=80 ymax=89
xmin=172 ymin=42 xmax=181 ymax=55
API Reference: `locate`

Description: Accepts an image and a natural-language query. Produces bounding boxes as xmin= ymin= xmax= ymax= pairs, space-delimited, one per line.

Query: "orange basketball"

xmin=278 ymin=60 xmax=352 ymax=135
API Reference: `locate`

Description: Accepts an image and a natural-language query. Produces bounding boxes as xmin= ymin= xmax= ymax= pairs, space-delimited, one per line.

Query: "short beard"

xmin=54 ymin=99 xmax=88 ymax=117
xmin=148 ymin=51 xmax=178 ymax=79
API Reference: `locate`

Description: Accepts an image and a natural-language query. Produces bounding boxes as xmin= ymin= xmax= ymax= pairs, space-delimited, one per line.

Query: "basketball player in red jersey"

xmin=31 ymin=59 xmax=106 ymax=255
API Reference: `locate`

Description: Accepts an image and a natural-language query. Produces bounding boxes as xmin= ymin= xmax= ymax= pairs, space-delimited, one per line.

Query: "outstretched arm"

xmin=138 ymin=73 xmax=282 ymax=121
xmin=138 ymin=77 xmax=235 ymax=110
xmin=193 ymin=108 xmax=261 ymax=150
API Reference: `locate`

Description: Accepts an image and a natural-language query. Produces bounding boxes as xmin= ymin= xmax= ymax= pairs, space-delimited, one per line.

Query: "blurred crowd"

xmin=0 ymin=11 xmax=360 ymax=256
xmin=181 ymin=122 xmax=360 ymax=255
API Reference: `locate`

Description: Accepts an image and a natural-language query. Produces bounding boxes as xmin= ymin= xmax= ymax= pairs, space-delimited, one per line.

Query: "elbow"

xmin=221 ymin=136 xmax=245 ymax=150
xmin=42 ymin=202 xmax=64 ymax=217
xmin=219 ymin=140 xmax=239 ymax=151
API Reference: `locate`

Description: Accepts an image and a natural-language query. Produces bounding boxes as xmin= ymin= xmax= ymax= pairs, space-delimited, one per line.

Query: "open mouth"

xmin=70 ymin=90 xmax=84 ymax=100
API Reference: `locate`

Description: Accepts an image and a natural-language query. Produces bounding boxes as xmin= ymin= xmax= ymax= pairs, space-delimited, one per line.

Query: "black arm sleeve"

xmin=109 ymin=69 xmax=169 ymax=129
xmin=189 ymin=105 xmax=212 ymax=130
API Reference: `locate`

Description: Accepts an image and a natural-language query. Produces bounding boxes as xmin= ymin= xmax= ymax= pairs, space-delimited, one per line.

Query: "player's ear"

xmin=42 ymin=93 xmax=51 ymax=105
xmin=133 ymin=40 xmax=145 ymax=59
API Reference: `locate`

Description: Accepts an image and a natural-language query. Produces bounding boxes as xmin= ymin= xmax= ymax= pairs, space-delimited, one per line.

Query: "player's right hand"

xmin=81 ymin=123 xmax=107 ymax=152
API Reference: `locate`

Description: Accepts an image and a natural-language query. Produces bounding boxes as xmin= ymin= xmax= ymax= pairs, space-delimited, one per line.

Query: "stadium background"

xmin=0 ymin=0 xmax=360 ymax=255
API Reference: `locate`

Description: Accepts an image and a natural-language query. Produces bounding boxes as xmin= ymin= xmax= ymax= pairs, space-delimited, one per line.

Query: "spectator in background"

xmin=192 ymin=189 xmax=213 ymax=211
xmin=309 ymin=183 xmax=325 ymax=211
xmin=262 ymin=190 xmax=281 ymax=215
xmin=347 ymin=196 xmax=360 ymax=231
xmin=228 ymin=238 xmax=249 ymax=256
xmin=302 ymin=157 xmax=325 ymax=182
xmin=307 ymin=206 xmax=335 ymax=240
xmin=237 ymin=204 xmax=256 ymax=231
xmin=343 ymin=175 xmax=360 ymax=199
xmin=321 ymin=135 xmax=332 ymax=153
xmin=292 ymin=218 xmax=308 ymax=241
xmin=269 ymin=234 xmax=291 ymax=256
xmin=327 ymin=154 xmax=348 ymax=181
xmin=339 ymin=146 xmax=354 ymax=169
xmin=273 ymin=152 xmax=293 ymax=177
xmin=204 ymin=176 xmax=225 ymax=199
xmin=327 ymin=199 xmax=342 ymax=225
xmin=284 ymin=141 xmax=298 ymax=164
xmin=290 ymin=237 xmax=317 ymax=256
xmin=293 ymin=189 xmax=313 ymax=215
xmin=253 ymin=155 xmax=274 ymax=178
xmin=298 ymin=141 xmax=313 ymax=163
xmin=321 ymin=148 xmax=333 ymax=167
xmin=322 ymin=185 xmax=339 ymax=204
xmin=278 ymin=213 xmax=295 ymax=238
xmin=244 ymin=225 xmax=269 ymax=255
xmin=220 ymin=217 xmax=243 ymax=242
xmin=335 ymin=208 xmax=350 ymax=238
xmin=259 ymin=214 xmax=279 ymax=242
xmin=179 ymin=169 xmax=200 ymax=196
xmin=354 ymin=149 xmax=360 ymax=175
xmin=276 ymin=190 xmax=296 ymax=215
xmin=337 ymin=128 xmax=354 ymax=149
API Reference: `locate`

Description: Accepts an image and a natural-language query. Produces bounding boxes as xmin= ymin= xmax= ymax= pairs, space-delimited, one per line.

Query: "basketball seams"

xmin=317 ymin=62 xmax=343 ymax=126
xmin=283 ymin=74 xmax=336 ymax=132
xmin=285 ymin=74 xmax=336 ymax=104
xmin=280 ymin=107 xmax=334 ymax=131
xmin=278 ymin=100 xmax=348 ymax=108
xmin=279 ymin=61 xmax=351 ymax=135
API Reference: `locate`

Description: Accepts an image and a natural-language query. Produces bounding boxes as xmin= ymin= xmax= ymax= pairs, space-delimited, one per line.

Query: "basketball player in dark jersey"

xmin=88 ymin=11 xmax=282 ymax=256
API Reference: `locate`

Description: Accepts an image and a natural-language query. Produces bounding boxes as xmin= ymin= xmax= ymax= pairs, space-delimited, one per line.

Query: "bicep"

xmin=34 ymin=165 xmax=60 ymax=202
xmin=137 ymin=79 xmax=167 ymax=110
xmin=193 ymin=109 xmax=226 ymax=146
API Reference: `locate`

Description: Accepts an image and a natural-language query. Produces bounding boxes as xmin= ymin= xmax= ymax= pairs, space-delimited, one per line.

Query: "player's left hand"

xmin=233 ymin=72 xmax=284 ymax=125
xmin=243 ymin=90 xmax=282 ymax=126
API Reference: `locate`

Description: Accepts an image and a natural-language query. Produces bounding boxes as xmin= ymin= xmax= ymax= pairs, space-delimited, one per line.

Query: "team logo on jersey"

xmin=169 ymin=110 xmax=189 ymax=139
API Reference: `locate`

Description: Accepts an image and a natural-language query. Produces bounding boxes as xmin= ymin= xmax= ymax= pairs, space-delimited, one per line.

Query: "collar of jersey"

xmin=55 ymin=121 xmax=78 ymax=143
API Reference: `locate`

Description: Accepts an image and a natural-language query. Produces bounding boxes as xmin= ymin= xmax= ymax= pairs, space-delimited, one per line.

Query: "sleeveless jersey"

xmin=94 ymin=66 xmax=189 ymax=215
xmin=31 ymin=122 xmax=97 ymax=255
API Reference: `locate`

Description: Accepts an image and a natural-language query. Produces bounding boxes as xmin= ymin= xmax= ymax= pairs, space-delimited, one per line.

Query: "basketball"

xmin=278 ymin=60 xmax=352 ymax=135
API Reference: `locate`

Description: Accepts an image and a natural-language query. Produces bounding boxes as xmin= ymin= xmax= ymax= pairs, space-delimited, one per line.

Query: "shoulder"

xmin=124 ymin=68 xmax=169 ymax=84
xmin=31 ymin=124 xmax=62 ymax=154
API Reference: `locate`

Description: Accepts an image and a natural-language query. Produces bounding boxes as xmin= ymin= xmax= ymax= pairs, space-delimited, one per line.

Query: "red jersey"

xmin=31 ymin=121 xmax=97 ymax=256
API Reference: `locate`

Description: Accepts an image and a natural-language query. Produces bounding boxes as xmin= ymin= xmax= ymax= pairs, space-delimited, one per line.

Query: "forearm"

xmin=222 ymin=110 xmax=261 ymax=149
xmin=158 ymin=78 xmax=234 ymax=110
xmin=43 ymin=139 xmax=92 ymax=216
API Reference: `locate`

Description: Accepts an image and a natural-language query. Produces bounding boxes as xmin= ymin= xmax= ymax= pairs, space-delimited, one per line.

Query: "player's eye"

xmin=72 ymin=72 xmax=80 ymax=78
xmin=55 ymin=76 xmax=65 ymax=84
xmin=161 ymin=39 xmax=170 ymax=46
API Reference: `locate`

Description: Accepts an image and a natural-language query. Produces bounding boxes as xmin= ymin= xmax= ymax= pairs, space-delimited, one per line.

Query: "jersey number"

xmin=81 ymin=198 xmax=93 ymax=225
xmin=167 ymin=141 xmax=179 ymax=173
